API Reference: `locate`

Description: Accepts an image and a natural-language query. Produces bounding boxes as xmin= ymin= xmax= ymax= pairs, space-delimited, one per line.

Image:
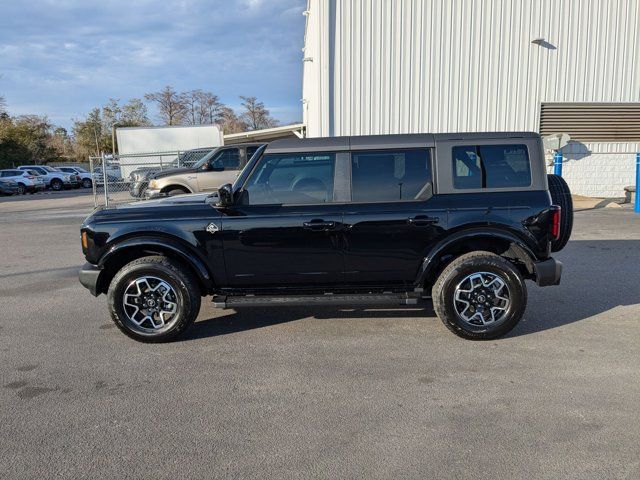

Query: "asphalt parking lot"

xmin=1 ymin=194 xmax=639 ymax=479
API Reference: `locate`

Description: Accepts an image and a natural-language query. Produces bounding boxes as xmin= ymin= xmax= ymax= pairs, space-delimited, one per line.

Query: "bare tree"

xmin=182 ymin=89 xmax=202 ymax=125
xmin=182 ymin=90 xmax=224 ymax=125
xmin=218 ymin=106 xmax=247 ymax=134
xmin=239 ymin=96 xmax=279 ymax=130
xmin=144 ymin=86 xmax=187 ymax=125
xmin=0 ymin=95 xmax=6 ymax=114
xmin=199 ymin=91 xmax=224 ymax=124
xmin=120 ymin=98 xmax=150 ymax=126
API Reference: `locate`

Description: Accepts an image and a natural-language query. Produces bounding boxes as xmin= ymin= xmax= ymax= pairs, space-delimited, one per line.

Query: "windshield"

xmin=233 ymin=144 xmax=267 ymax=191
xmin=74 ymin=167 xmax=88 ymax=173
xmin=43 ymin=166 xmax=60 ymax=172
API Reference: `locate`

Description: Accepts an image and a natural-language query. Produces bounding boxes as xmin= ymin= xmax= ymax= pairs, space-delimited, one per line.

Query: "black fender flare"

xmin=98 ymin=235 xmax=213 ymax=290
xmin=415 ymin=227 xmax=540 ymax=286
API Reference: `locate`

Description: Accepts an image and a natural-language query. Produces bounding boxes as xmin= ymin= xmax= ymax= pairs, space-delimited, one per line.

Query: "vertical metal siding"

xmin=302 ymin=0 xmax=640 ymax=137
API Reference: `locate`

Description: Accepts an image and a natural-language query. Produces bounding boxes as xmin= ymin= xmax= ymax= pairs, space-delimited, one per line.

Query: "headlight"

xmin=149 ymin=179 xmax=158 ymax=188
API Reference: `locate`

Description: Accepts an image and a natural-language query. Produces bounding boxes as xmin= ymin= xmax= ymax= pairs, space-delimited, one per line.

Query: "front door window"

xmin=242 ymin=153 xmax=336 ymax=205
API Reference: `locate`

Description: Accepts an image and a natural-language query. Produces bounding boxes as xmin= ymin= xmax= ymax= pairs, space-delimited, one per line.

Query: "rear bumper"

xmin=534 ymin=257 xmax=563 ymax=287
xmin=79 ymin=263 xmax=102 ymax=296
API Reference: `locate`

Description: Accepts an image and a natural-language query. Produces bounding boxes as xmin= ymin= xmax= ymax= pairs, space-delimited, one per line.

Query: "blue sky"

xmin=0 ymin=0 xmax=306 ymax=129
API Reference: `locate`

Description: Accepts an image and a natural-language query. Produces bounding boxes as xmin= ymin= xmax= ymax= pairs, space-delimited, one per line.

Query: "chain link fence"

xmin=88 ymin=148 xmax=214 ymax=208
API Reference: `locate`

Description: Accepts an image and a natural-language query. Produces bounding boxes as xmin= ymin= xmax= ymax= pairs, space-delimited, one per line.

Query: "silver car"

xmin=0 ymin=169 xmax=46 ymax=194
xmin=58 ymin=166 xmax=93 ymax=188
xmin=18 ymin=165 xmax=73 ymax=190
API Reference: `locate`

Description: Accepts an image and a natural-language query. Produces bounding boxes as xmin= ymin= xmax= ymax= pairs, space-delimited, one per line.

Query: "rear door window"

xmin=350 ymin=149 xmax=432 ymax=202
xmin=246 ymin=146 xmax=260 ymax=160
xmin=452 ymin=144 xmax=531 ymax=189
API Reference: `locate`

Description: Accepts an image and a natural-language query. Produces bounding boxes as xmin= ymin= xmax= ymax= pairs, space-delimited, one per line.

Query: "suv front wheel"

xmin=432 ymin=251 xmax=527 ymax=340
xmin=107 ymin=256 xmax=201 ymax=342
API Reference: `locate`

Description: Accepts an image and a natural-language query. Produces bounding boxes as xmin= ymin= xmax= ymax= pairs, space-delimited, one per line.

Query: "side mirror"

xmin=216 ymin=183 xmax=233 ymax=207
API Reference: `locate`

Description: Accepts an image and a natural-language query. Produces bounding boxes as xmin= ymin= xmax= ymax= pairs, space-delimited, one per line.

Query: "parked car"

xmin=17 ymin=165 xmax=75 ymax=190
xmin=143 ymin=143 xmax=264 ymax=199
xmin=93 ymin=165 xmax=122 ymax=184
xmin=0 ymin=178 xmax=20 ymax=196
xmin=0 ymin=169 xmax=46 ymax=194
xmin=128 ymin=148 xmax=215 ymax=198
xmin=58 ymin=166 xmax=93 ymax=188
xmin=79 ymin=132 xmax=573 ymax=343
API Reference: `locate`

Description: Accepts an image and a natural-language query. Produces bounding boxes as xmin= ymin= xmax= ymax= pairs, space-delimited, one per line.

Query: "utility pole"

xmin=112 ymin=124 xmax=117 ymax=158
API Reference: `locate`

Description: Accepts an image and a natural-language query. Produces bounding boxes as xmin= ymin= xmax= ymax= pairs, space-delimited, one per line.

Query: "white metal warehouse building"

xmin=301 ymin=0 xmax=640 ymax=198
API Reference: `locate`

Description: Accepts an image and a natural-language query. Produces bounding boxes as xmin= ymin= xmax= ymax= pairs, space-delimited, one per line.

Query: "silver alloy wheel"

xmin=122 ymin=276 xmax=178 ymax=332
xmin=453 ymin=271 xmax=511 ymax=326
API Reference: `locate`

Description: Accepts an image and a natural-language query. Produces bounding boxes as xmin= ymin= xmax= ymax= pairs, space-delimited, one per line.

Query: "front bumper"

xmin=144 ymin=187 xmax=162 ymax=199
xmin=129 ymin=181 xmax=149 ymax=198
xmin=534 ymin=257 xmax=563 ymax=287
xmin=79 ymin=263 xmax=102 ymax=296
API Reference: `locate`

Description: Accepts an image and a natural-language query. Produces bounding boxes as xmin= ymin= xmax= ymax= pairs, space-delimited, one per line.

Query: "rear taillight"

xmin=550 ymin=206 xmax=561 ymax=241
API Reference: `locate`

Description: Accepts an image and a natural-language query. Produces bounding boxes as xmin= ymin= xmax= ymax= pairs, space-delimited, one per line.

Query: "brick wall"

xmin=545 ymin=142 xmax=639 ymax=198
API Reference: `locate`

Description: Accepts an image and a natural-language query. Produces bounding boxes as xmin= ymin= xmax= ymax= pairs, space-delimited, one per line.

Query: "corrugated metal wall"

xmin=302 ymin=0 xmax=640 ymax=138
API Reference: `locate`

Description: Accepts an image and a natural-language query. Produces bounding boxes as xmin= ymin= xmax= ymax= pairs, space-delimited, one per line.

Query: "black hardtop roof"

xmin=265 ymin=132 xmax=539 ymax=153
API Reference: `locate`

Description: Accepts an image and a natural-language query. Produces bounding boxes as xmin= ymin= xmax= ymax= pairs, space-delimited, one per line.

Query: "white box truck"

xmin=115 ymin=124 xmax=224 ymax=178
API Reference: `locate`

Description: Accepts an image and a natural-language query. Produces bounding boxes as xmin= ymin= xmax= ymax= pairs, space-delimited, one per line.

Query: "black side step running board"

xmin=211 ymin=293 xmax=429 ymax=309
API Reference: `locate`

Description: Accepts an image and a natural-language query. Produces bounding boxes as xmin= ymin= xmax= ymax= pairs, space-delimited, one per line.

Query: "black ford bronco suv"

xmin=79 ymin=132 xmax=572 ymax=342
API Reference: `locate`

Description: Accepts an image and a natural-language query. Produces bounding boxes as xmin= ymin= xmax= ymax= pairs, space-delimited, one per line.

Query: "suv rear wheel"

xmin=107 ymin=256 xmax=201 ymax=342
xmin=432 ymin=251 xmax=527 ymax=340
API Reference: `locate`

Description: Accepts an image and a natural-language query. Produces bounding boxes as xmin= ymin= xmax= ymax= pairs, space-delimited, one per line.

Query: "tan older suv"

xmin=145 ymin=143 xmax=264 ymax=199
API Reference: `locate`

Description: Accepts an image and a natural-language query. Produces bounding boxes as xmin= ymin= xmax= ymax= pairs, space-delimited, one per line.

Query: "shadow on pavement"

xmin=507 ymin=239 xmax=640 ymax=337
xmin=183 ymin=239 xmax=639 ymax=341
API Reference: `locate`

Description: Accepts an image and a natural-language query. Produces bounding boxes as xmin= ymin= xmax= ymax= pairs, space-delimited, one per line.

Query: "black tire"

xmin=82 ymin=178 xmax=92 ymax=188
xmin=17 ymin=183 xmax=26 ymax=195
xmin=50 ymin=178 xmax=63 ymax=191
xmin=107 ymin=256 xmax=201 ymax=343
xmin=166 ymin=187 xmax=189 ymax=196
xmin=432 ymin=251 xmax=527 ymax=340
xmin=547 ymin=174 xmax=573 ymax=252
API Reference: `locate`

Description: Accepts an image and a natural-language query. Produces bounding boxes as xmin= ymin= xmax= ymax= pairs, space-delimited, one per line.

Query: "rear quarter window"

xmin=452 ymin=144 xmax=531 ymax=189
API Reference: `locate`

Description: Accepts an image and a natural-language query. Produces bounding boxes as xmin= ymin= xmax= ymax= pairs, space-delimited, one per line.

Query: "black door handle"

xmin=407 ymin=215 xmax=439 ymax=226
xmin=303 ymin=219 xmax=336 ymax=231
